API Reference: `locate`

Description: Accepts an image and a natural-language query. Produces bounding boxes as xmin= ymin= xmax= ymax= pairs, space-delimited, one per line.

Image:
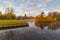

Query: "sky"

xmin=0 ymin=0 xmax=60 ymax=16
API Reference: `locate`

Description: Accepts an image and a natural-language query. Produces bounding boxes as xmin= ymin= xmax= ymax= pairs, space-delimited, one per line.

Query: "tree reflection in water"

xmin=35 ymin=21 xmax=60 ymax=30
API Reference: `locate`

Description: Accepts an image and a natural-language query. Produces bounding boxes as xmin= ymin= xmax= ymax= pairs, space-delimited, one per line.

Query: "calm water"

xmin=0 ymin=22 xmax=60 ymax=40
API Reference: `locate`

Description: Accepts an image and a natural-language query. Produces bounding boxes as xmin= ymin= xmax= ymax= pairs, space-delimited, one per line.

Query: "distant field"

xmin=0 ymin=20 xmax=28 ymax=25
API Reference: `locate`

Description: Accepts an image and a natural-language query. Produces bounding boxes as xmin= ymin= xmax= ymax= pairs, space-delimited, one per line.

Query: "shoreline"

xmin=0 ymin=24 xmax=29 ymax=30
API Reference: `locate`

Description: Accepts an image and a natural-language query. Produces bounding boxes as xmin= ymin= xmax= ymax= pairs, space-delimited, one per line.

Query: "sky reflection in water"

xmin=0 ymin=22 xmax=60 ymax=40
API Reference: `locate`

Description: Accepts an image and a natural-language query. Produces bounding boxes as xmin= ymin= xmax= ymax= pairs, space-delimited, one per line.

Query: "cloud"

xmin=3 ymin=0 xmax=15 ymax=7
xmin=43 ymin=0 xmax=52 ymax=3
xmin=18 ymin=0 xmax=46 ymax=16
xmin=0 ymin=0 xmax=59 ymax=16
xmin=0 ymin=4 xmax=5 ymax=13
xmin=49 ymin=6 xmax=60 ymax=12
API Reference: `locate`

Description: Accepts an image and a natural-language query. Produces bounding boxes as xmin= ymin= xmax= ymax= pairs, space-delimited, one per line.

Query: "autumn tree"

xmin=34 ymin=12 xmax=58 ymax=29
xmin=4 ymin=7 xmax=16 ymax=19
xmin=35 ymin=12 xmax=45 ymax=21
xmin=50 ymin=12 xmax=60 ymax=21
xmin=39 ymin=12 xmax=45 ymax=18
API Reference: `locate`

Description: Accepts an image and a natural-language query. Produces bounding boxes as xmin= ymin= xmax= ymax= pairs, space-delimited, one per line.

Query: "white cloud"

xmin=46 ymin=5 xmax=60 ymax=12
xmin=0 ymin=0 xmax=55 ymax=16
xmin=0 ymin=4 xmax=5 ymax=13
xmin=16 ymin=0 xmax=60 ymax=16
xmin=20 ymin=4 xmax=26 ymax=9
xmin=18 ymin=0 xmax=48 ymax=16
xmin=3 ymin=0 xmax=15 ymax=7
xmin=0 ymin=0 xmax=48 ymax=16
xmin=0 ymin=0 xmax=15 ymax=13
xmin=43 ymin=0 xmax=52 ymax=3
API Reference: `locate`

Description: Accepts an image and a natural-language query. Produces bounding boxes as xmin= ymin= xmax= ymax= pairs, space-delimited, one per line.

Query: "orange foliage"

xmin=35 ymin=14 xmax=57 ymax=22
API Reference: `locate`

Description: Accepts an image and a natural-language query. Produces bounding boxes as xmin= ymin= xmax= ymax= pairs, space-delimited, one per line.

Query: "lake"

xmin=0 ymin=22 xmax=60 ymax=40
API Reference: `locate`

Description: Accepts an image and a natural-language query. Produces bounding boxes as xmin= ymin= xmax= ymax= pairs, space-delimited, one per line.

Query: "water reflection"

xmin=35 ymin=21 xmax=60 ymax=30
xmin=0 ymin=22 xmax=60 ymax=40
xmin=0 ymin=27 xmax=60 ymax=40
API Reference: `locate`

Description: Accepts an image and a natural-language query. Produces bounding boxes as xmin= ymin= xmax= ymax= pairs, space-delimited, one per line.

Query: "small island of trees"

xmin=35 ymin=12 xmax=60 ymax=29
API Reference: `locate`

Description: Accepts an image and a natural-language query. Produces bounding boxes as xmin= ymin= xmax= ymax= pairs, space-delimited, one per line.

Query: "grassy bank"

xmin=0 ymin=20 xmax=28 ymax=25
xmin=0 ymin=20 xmax=28 ymax=30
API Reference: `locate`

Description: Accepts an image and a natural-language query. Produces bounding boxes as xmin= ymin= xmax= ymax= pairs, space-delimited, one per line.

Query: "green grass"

xmin=0 ymin=20 xmax=28 ymax=25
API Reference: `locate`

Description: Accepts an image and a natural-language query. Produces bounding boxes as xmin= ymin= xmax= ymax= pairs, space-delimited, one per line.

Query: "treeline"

xmin=0 ymin=7 xmax=16 ymax=20
xmin=35 ymin=12 xmax=60 ymax=28
xmin=0 ymin=7 xmax=34 ymax=20
xmin=35 ymin=12 xmax=60 ymax=21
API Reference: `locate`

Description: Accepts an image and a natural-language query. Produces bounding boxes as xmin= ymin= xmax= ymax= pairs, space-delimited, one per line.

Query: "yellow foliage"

xmin=35 ymin=15 xmax=57 ymax=22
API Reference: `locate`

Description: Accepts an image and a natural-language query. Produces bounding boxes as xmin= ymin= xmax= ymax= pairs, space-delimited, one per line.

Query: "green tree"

xmin=4 ymin=7 xmax=16 ymax=19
